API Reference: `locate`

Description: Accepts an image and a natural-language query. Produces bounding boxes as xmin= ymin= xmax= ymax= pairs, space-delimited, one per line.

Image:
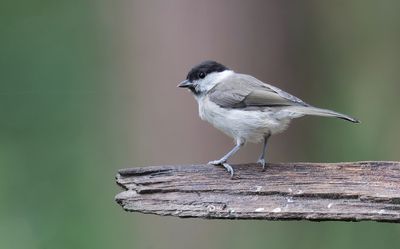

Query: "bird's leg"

xmin=208 ymin=139 xmax=244 ymax=165
xmin=257 ymin=134 xmax=271 ymax=170
xmin=208 ymin=139 xmax=245 ymax=176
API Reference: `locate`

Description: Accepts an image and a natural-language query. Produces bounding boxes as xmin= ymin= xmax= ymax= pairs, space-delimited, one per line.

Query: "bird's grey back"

xmin=208 ymin=73 xmax=308 ymax=109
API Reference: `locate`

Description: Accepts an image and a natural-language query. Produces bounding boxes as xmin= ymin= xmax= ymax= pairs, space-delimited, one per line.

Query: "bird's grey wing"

xmin=208 ymin=74 xmax=308 ymax=108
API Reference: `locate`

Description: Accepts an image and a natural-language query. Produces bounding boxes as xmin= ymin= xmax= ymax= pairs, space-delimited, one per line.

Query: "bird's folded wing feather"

xmin=208 ymin=74 xmax=308 ymax=108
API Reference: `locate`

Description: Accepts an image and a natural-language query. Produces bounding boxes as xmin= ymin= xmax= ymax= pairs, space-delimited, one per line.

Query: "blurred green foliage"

xmin=0 ymin=1 xmax=399 ymax=249
xmin=0 ymin=1 xmax=134 ymax=248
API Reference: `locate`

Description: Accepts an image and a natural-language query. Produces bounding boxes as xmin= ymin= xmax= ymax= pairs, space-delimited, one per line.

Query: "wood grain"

xmin=115 ymin=161 xmax=400 ymax=222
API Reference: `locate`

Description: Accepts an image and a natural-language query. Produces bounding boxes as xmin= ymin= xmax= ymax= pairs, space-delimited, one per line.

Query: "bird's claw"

xmin=257 ymin=158 xmax=266 ymax=171
xmin=208 ymin=160 xmax=234 ymax=177
xmin=208 ymin=159 xmax=226 ymax=165
xmin=222 ymin=163 xmax=234 ymax=178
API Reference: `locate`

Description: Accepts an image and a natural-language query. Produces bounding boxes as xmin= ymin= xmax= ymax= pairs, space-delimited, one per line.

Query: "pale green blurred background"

xmin=1 ymin=0 xmax=400 ymax=249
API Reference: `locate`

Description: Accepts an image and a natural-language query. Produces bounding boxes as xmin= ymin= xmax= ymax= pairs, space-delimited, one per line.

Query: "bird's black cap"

xmin=186 ymin=60 xmax=229 ymax=82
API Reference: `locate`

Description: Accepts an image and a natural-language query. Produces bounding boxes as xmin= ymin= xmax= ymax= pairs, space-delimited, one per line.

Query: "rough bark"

xmin=115 ymin=161 xmax=400 ymax=222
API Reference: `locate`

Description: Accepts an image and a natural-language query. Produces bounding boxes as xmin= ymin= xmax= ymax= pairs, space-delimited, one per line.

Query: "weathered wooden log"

xmin=115 ymin=161 xmax=400 ymax=222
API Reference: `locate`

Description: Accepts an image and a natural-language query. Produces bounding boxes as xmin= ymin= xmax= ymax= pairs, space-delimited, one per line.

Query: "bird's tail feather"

xmin=288 ymin=106 xmax=360 ymax=123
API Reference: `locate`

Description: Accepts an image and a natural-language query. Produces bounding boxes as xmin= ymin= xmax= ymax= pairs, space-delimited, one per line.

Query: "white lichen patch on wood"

xmin=207 ymin=205 xmax=216 ymax=212
xmin=255 ymin=186 xmax=262 ymax=192
xmin=272 ymin=207 xmax=282 ymax=213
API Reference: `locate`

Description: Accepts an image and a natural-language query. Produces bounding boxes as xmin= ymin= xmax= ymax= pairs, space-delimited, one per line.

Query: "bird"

xmin=178 ymin=60 xmax=359 ymax=177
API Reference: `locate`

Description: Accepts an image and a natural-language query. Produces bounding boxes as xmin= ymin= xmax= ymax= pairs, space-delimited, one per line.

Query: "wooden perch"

xmin=115 ymin=161 xmax=400 ymax=222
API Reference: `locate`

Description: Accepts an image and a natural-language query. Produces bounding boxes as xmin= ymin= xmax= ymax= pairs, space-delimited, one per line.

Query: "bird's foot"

xmin=208 ymin=160 xmax=234 ymax=177
xmin=257 ymin=158 xmax=266 ymax=171
xmin=208 ymin=159 xmax=226 ymax=165
xmin=221 ymin=163 xmax=234 ymax=178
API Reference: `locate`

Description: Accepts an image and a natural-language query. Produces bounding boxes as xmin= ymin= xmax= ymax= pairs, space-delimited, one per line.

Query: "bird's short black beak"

xmin=177 ymin=79 xmax=193 ymax=88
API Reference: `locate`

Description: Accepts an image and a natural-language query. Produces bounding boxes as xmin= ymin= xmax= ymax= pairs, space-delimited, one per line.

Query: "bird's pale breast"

xmin=197 ymin=96 xmax=291 ymax=143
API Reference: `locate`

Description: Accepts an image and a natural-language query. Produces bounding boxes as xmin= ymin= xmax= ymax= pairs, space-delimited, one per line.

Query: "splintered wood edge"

xmin=115 ymin=161 xmax=400 ymax=222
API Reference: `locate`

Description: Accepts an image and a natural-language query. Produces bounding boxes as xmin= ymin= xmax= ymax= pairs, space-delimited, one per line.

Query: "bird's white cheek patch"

xmin=197 ymin=70 xmax=234 ymax=93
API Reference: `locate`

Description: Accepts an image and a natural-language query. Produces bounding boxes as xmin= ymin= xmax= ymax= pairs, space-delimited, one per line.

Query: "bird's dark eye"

xmin=198 ymin=72 xmax=206 ymax=79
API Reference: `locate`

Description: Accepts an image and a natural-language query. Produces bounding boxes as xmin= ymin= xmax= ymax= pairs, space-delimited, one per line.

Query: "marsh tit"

xmin=178 ymin=60 xmax=359 ymax=177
